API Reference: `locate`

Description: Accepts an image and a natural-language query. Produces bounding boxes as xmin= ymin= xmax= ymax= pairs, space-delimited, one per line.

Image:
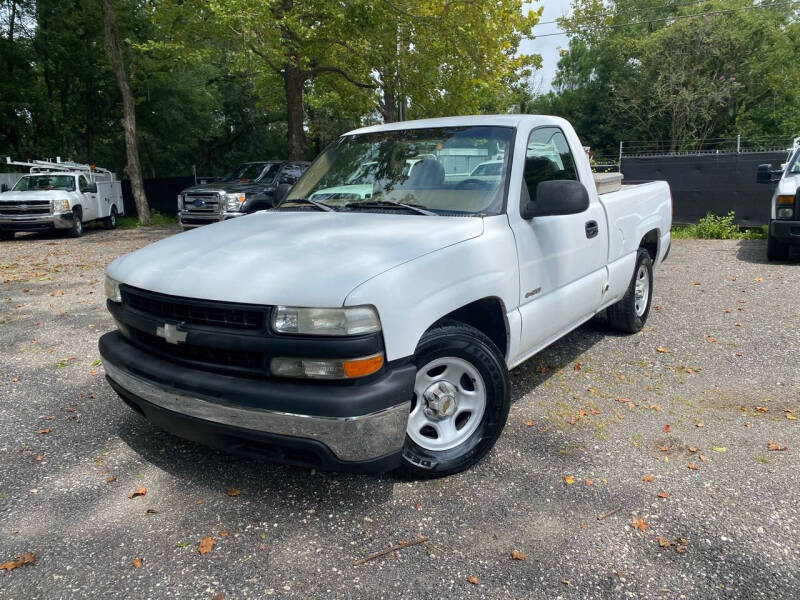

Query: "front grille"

xmin=121 ymin=287 xmax=266 ymax=330
xmin=130 ymin=329 xmax=262 ymax=371
xmin=0 ymin=200 xmax=51 ymax=216
xmin=182 ymin=193 xmax=222 ymax=215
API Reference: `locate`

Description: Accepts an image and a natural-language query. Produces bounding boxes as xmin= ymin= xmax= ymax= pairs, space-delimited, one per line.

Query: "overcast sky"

xmin=520 ymin=0 xmax=574 ymax=93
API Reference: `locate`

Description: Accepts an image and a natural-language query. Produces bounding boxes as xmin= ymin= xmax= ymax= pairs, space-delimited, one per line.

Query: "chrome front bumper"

xmin=0 ymin=211 xmax=74 ymax=229
xmin=178 ymin=211 xmax=243 ymax=228
xmin=103 ymin=361 xmax=410 ymax=462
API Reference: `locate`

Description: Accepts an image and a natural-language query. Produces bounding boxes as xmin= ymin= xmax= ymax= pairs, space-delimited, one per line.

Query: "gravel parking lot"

xmin=1 ymin=227 xmax=799 ymax=599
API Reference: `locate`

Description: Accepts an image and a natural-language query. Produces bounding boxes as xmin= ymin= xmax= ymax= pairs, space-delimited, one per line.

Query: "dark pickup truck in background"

xmin=178 ymin=161 xmax=309 ymax=229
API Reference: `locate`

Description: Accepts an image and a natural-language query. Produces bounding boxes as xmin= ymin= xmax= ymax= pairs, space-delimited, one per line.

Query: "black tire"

xmin=767 ymin=233 xmax=789 ymax=261
xmin=398 ymin=321 xmax=510 ymax=478
xmin=0 ymin=231 xmax=14 ymax=241
xmin=67 ymin=208 xmax=83 ymax=238
xmin=104 ymin=206 xmax=118 ymax=230
xmin=607 ymin=248 xmax=653 ymax=334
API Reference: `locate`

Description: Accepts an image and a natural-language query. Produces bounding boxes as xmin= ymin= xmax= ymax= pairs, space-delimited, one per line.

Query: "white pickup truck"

xmin=99 ymin=115 xmax=672 ymax=476
xmin=757 ymin=139 xmax=800 ymax=260
xmin=0 ymin=158 xmax=124 ymax=240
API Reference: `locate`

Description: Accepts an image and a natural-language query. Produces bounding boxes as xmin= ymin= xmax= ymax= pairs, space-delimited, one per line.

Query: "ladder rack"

xmin=5 ymin=157 xmax=115 ymax=182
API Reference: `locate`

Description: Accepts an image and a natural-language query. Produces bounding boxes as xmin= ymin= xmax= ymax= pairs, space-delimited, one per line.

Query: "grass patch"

xmin=672 ymin=211 xmax=766 ymax=240
xmin=117 ymin=209 xmax=178 ymax=229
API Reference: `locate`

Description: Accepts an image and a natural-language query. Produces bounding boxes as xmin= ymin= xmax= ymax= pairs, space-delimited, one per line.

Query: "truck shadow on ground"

xmin=735 ymin=238 xmax=800 ymax=264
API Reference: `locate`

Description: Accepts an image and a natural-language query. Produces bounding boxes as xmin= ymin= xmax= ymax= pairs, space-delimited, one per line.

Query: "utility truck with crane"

xmin=0 ymin=157 xmax=124 ymax=240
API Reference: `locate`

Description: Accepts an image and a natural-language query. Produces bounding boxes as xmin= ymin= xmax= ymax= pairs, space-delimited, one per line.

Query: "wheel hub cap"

xmin=423 ymin=381 xmax=458 ymax=420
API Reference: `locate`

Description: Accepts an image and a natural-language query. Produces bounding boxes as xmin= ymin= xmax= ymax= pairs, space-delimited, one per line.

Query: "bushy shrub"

xmin=693 ymin=211 xmax=739 ymax=239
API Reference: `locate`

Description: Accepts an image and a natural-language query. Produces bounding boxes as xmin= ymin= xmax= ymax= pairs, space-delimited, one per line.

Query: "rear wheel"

xmin=104 ymin=206 xmax=118 ymax=230
xmin=767 ymin=233 xmax=789 ymax=261
xmin=67 ymin=208 xmax=83 ymax=238
xmin=607 ymin=248 xmax=653 ymax=333
xmin=399 ymin=321 xmax=510 ymax=477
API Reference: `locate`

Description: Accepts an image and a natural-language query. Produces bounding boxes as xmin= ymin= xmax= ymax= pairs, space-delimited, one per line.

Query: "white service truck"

xmin=99 ymin=115 xmax=672 ymax=476
xmin=757 ymin=138 xmax=800 ymax=260
xmin=0 ymin=158 xmax=124 ymax=240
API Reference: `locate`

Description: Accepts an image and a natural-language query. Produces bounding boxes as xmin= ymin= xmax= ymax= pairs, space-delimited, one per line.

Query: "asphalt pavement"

xmin=1 ymin=227 xmax=799 ymax=599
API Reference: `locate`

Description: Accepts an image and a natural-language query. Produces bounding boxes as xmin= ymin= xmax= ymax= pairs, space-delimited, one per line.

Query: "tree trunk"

xmin=99 ymin=0 xmax=150 ymax=225
xmin=8 ymin=0 xmax=16 ymax=39
xmin=380 ymin=77 xmax=397 ymax=123
xmin=283 ymin=63 xmax=305 ymax=160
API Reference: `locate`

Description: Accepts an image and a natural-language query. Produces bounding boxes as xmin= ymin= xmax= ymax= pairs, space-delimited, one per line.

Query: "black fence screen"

xmin=621 ymin=152 xmax=787 ymax=226
xmin=121 ymin=176 xmax=195 ymax=217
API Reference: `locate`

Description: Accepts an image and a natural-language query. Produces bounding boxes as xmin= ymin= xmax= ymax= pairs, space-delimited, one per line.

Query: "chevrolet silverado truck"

xmin=0 ymin=158 xmax=123 ymax=240
xmin=178 ymin=161 xmax=309 ymax=229
xmin=99 ymin=115 xmax=672 ymax=476
xmin=757 ymin=139 xmax=800 ymax=260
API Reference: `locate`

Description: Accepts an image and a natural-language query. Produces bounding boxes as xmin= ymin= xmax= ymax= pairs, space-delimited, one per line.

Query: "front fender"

xmin=344 ymin=216 xmax=519 ymax=362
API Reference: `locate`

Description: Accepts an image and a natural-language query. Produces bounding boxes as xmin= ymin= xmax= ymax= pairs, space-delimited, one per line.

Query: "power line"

xmin=528 ymin=0 xmax=799 ymax=39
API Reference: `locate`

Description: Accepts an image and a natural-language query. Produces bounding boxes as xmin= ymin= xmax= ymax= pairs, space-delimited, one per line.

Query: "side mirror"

xmin=85 ymin=182 xmax=98 ymax=193
xmin=756 ymin=164 xmax=781 ymax=184
xmin=521 ymin=180 xmax=590 ymax=219
xmin=0 ymin=184 xmax=7 ymax=193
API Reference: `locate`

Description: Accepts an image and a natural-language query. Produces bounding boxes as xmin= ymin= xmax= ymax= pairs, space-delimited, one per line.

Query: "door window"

xmin=523 ymin=127 xmax=578 ymax=201
xmin=79 ymin=176 xmax=90 ymax=193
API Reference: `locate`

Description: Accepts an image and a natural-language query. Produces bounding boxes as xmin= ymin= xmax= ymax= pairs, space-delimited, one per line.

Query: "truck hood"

xmin=108 ymin=210 xmax=484 ymax=306
xmin=0 ymin=190 xmax=72 ymax=202
xmin=776 ymin=173 xmax=800 ymax=196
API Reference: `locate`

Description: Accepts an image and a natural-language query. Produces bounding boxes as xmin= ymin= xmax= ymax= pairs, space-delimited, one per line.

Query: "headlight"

xmin=54 ymin=198 xmax=70 ymax=212
xmin=272 ymin=306 xmax=381 ymax=336
xmin=104 ymin=274 xmax=121 ymax=303
xmin=270 ymin=353 xmax=384 ymax=379
xmin=225 ymin=193 xmax=246 ymax=211
xmin=778 ymin=207 xmax=794 ymax=219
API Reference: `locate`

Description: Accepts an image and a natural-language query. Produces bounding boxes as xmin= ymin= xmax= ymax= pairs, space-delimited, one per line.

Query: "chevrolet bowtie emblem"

xmin=156 ymin=323 xmax=187 ymax=345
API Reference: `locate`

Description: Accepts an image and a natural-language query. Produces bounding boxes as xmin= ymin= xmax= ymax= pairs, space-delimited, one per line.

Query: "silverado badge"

xmin=156 ymin=323 xmax=187 ymax=345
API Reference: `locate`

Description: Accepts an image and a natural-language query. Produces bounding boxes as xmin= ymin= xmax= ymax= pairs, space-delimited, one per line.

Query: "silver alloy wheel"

xmin=634 ymin=264 xmax=649 ymax=317
xmin=408 ymin=356 xmax=486 ymax=452
xmin=74 ymin=215 xmax=82 ymax=235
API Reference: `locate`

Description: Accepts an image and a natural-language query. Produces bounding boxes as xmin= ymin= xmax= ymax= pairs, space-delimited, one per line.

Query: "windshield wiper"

xmin=345 ymin=200 xmax=437 ymax=216
xmin=278 ymin=198 xmax=334 ymax=212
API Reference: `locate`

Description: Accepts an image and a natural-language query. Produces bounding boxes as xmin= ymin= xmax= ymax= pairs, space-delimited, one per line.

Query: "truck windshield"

xmin=788 ymin=150 xmax=800 ymax=174
xmin=220 ymin=162 xmax=280 ymax=183
xmin=12 ymin=175 xmax=76 ymax=192
xmin=288 ymin=126 xmax=514 ymax=215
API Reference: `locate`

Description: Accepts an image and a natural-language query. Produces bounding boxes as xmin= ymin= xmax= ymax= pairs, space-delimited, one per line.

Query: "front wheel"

xmin=399 ymin=321 xmax=510 ymax=477
xmin=767 ymin=233 xmax=789 ymax=261
xmin=607 ymin=248 xmax=653 ymax=333
xmin=67 ymin=209 xmax=83 ymax=238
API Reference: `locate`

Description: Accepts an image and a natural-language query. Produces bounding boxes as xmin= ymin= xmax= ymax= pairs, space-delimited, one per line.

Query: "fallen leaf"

xmin=745 ymin=422 xmax=753 ymax=428
xmin=690 ymin=281 xmax=700 ymax=286
xmin=695 ymin=422 xmax=704 ymax=428
xmin=616 ymin=397 xmax=631 ymax=404
xmin=630 ymin=516 xmax=649 ymax=531
xmin=660 ymin=445 xmax=669 ymax=452
xmin=198 ymin=537 xmax=216 ymax=555
xmin=755 ymin=406 xmax=768 ymax=413
xmin=35 ymin=454 xmax=43 ymax=462
xmin=128 ymin=486 xmax=147 ymax=499
xmin=212 ymin=594 xmax=225 ymax=600
xmin=511 ymin=550 xmax=526 ymax=561
xmin=584 ymin=478 xmax=593 ymax=486
xmin=767 ymin=441 xmax=787 ymax=451
xmin=687 ymin=463 xmax=698 ymax=470
xmin=688 ymin=447 xmax=698 ymax=453
xmin=642 ymin=474 xmax=654 ymax=482
xmin=90 ymin=369 xmax=98 ymax=377
xmin=467 ymin=575 xmax=479 ymax=585
xmin=107 ymin=477 xmax=116 ymax=483
xmin=258 ymin=544 xmax=265 ymax=551
xmin=523 ymin=420 xmax=534 ymax=427
xmin=662 ymin=424 xmax=671 ymax=433
xmin=573 ymin=362 xmax=582 ymax=371
xmin=49 ymin=289 xmax=64 ymax=296
xmin=37 ymin=427 xmax=52 ymax=435
xmin=705 ymin=336 xmax=718 ymax=344
xmin=753 ymin=277 xmax=763 ymax=282
xmin=676 ymin=545 xmax=686 ymax=554
xmin=649 ymin=404 xmax=661 ymax=411
xmin=218 ymin=531 xmax=228 ymax=537
xmin=698 ymin=454 xmax=709 ymax=462
xmin=657 ymin=491 xmax=669 ymax=499
xmin=655 ymin=536 xmax=674 ymax=547
xmin=10 ymin=376 xmax=19 ymax=382
xmin=787 ymin=414 xmax=797 ymax=421
xmin=710 ymin=445 xmax=727 ymax=453
xmin=0 ymin=551 xmax=36 ymax=572
xmin=656 ymin=347 xmax=669 ymax=353
xmin=132 ymin=558 xmax=143 ymax=569
xmin=225 ymin=487 xmax=241 ymax=497
xmin=563 ymin=475 xmax=575 ymax=485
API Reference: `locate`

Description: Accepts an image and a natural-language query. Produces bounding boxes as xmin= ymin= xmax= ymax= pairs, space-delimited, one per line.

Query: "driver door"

xmin=78 ymin=176 xmax=98 ymax=221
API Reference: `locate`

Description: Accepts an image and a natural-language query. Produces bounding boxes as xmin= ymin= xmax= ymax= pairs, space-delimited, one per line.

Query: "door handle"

xmin=585 ymin=220 xmax=599 ymax=239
